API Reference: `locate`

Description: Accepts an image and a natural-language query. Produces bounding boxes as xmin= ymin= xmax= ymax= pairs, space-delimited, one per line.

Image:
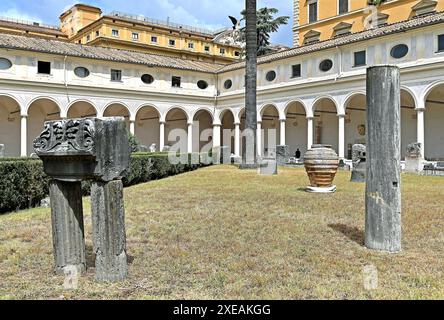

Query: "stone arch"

xmin=400 ymin=88 xmax=417 ymax=160
xmin=260 ymin=104 xmax=280 ymax=156
xmin=284 ymin=100 xmax=308 ymax=156
xmin=165 ymin=107 xmax=189 ymax=152
xmin=191 ymin=107 xmax=214 ymax=123
xmin=27 ymin=97 xmax=62 ymax=156
xmin=312 ymin=96 xmax=340 ymax=153
xmin=284 ymin=99 xmax=309 ymax=118
xmin=67 ymin=99 xmax=98 ymax=119
xmin=135 ymin=104 xmax=161 ymax=151
xmin=103 ymin=102 xmax=131 ymax=130
xmin=344 ymin=92 xmax=366 ymax=159
xmin=193 ymin=109 xmax=214 ymax=153
xmin=423 ymin=82 xmax=444 ymax=160
xmin=220 ymin=108 xmax=236 ymax=154
xmin=0 ymin=94 xmax=21 ymax=156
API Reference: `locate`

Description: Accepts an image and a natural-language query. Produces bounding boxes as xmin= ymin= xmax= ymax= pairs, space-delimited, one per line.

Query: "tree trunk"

xmin=242 ymin=0 xmax=258 ymax=167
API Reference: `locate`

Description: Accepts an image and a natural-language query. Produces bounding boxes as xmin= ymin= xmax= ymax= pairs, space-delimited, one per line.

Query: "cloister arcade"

xmin=0 ymin=83 xmax=443 ymax=161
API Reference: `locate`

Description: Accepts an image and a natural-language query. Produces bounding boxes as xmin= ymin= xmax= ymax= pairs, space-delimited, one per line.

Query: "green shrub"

xmin=0 ymin=153 xmax=210 ymax=213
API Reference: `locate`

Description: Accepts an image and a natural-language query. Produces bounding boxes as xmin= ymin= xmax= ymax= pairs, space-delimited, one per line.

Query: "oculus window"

xmin=74 ymin=67 xmax=90 ymax=78
xmin=266 ymin=70 xmax=277 ymax=82
xmin=319 ymin=59 xmax=333 ymax=72
xmin=141 ymin=74 xmax=154 ymax=84
xmin=197 ymin=80 xmax=208 ymax=90
xmin=0 ymin=57 xmax=12 ymax=70
xmin=390 ymin=44 xmax=409 ymax=59
xmin=224 ymin=79 xmax=233 ymax=90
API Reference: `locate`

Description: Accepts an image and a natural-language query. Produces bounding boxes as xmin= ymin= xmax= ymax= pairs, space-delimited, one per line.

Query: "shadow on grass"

xmin=328 ymin=223 xmax=364 ymax=246
xmin=85 ymin=245 xmax=135 ymax=269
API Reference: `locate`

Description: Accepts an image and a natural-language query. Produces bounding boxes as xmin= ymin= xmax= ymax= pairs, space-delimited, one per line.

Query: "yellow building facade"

xmin=294 ymin=0 xmax=444 ymax=46
xmin=60 ymin=4 xmax=241 ymax=64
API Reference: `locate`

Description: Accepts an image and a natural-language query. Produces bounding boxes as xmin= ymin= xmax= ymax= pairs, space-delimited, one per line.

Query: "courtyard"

xmin=0 ymin=165 xmax=443 ymax=300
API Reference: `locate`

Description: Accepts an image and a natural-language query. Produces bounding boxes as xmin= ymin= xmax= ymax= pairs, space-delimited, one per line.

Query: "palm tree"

xmin=242 ymin=0 xmax=257 ymax=167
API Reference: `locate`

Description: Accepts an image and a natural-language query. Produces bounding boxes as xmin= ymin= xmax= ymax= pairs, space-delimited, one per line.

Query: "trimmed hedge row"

xmin=0 ymin=153 xmax=209 ymax=214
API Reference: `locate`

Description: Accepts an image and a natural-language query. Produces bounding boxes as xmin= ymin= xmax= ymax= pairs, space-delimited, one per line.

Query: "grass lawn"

xmin=0 ymin=165 xmax=443 ymax=300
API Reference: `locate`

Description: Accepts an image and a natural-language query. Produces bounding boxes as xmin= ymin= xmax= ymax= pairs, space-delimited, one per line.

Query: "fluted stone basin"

xmin=303 ymin=144 xmax=339 ymax=192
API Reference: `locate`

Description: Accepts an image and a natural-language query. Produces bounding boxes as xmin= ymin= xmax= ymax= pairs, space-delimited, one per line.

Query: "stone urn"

xmin=303 ymin=144 xmax=339 ymax=193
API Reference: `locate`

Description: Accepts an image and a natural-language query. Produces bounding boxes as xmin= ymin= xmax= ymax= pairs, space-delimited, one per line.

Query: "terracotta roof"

xmin=0 ymin=19 xmax=66 ymax=38
xmin=216 ymin=11 xmax=444 ymax=73
xmin=0 ymin=33 xmax=223 ymax=73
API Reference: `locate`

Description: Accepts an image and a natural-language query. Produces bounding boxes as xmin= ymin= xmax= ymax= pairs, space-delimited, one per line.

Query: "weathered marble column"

xmin=416 ymin=108 xmax=425 ymax=158
xmin=234 ymin=123 xmax=241 ymax=157
xmin=365 ymin=65 xmax=401 ymax=253
xmin=20 ymin=115 xmax=27 ymax=157
xmin=91 ymin=180 xmax=128 ymax=282
xmin=49 ymin=180 xmax=86 ymax=275
xmin=279 ymin=119 xmax=286 ymax=146
xmin=257 ymin=121 xmax=262 ymax=157
xmin=307 ymin=116 xmax=314 ymax=150
xmin=159 ymin=121 xmax=165 ymax=152
xmin=338 ymin=115 xmax=345 ymax=159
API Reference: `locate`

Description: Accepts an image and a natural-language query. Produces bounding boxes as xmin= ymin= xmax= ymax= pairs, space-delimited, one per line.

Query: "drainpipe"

xmin=63 ymin=55 xmax=70 ymax=105
xmin=335 ymin=46 xmax=343 ymax=82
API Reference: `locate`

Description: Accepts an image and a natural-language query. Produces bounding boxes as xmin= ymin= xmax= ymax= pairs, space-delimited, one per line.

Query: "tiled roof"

xmin=0 ymin=19 xmax=67 ymax=38
xmin=216 ymin=11 xmax=444 ymax=73
xmin=0 ymin=33 xmax=223 ymax=73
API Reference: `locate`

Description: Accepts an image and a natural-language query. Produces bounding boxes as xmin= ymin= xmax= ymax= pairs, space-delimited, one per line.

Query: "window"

xmin=390 ymin=44 xmax=409 ymax=59
xmin=308 ymin=0 xmax=318 ymax=23
xmin=338 ymin=0 xmax=349 ymax=15
xmin=224 ymin=79 xmax=232 ymax=90
xmin=438 ymin=34 xmax=444 ymax=52
xmin=319 ymin=59 xmax=333 ymax=72
xmin=354 ymin=50 xmax=366 ymax=67
xmin=234 ymin=51 xmax=240 ymax=57
xmin=141 ymin=74 xmax=154 ymax=84
xmin=37 ymin=61 xmax=51 ymax=74
xmin=132 ymin=32 xmax=139 ymax=41
xmin=266 ymin=70 xmax=276 ymax=82
xmin=95 ymin=30 xmax=100 ymax=37
xmin=169 ymin=39 xmax=176 ymax=46
xmin=86 ymin=35 xmax=90 ymax=41
xmin=0 ymin=57 xmax=12 ymax=70
xmin=197 ymin=80 xmax=208 ymax=90
xmin=112 ymin=29 xmax=119 ymax=37
xmin=151 ymin=36 xmax=158 ymax=43
xmin=220 ymin=48 xmax=226 ymax=55
xmin=111 ymin=69 xmax=122 ymax=82
xmin=204 ymin=45 xmax=210 ymax=52
xmin=172 ymin=76 xmax=181 ymax=87
xmin=74 ymin=67 xmax=90 ymax=78
xmin=188 ymin=42 xmax=194 ymax=49
xmin=292 ymin=64 xmax=301 ymax=78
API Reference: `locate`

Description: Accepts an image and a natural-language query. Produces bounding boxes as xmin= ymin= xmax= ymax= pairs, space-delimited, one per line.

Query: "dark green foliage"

xmin=128 ymin=132 xmax=141 ymax=153
xmin=0 ymin=153 xmax=209 ymax=213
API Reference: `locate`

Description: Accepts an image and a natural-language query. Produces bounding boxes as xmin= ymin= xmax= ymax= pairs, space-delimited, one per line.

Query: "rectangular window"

xmin=132 ymin=32 xmax=139 ymax=41
xmin=112 ymin=29 xmax=119 ymax=37
xmin=172 ymin=76 xmax=181 ymax=87
xmin=111 ymin=69 xmax=122 ymax=82
xmin=354 ymin=50 xmax=366 ymax=67
xmin=169 ymin=39 xmax=176 ymax=46
xmin=308 ymin=1 xmax=318 ymax=23
xmin=95 ymin=30 xmax=100 ymax=37
xmin=86 ymin=35 xmax=90 ymax=41
xmin=234 ymin=51 xmax=240 ymax=57
xmin=151 ymin=36 xmax=158 ymax=43
xmin=204 ymin=45 xmax=210 ymax=52
xmin=37 ymin=61 xmax=51 ymax=75
xmin=188 ymin=42 xmax=194 ymax=49
xmin=292 ymin=64 xmax=301 ymax=78
xmin=220 ymin=48 xmax=226 ymax=55
xmin=438 ymin=34 xmax=444 ymax=52
xmin=338 ymin=0 xmax=349 ymax=15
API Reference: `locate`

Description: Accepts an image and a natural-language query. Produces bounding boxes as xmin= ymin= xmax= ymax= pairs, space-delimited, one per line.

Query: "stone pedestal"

xmin=91 ymin=180 xmax=128 ymax=282
xmin=0 ymin=144 xmax=4 ymax=158
xmin=49 ymin=180 xmax=86 ymax=275
xmin=276 ymin=145 xmax=290 ymax=165
xmin=258 ymin=158 xmax=277 ymax=175
xmin=365 ymin=66 xmax=402 ymax=253
xmin=405 ymin=142 xmax=424 ymax=173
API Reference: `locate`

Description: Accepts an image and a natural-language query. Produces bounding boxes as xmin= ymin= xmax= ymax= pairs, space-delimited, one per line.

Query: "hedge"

xmin=0 ymin=152 xmax=210 ymax=214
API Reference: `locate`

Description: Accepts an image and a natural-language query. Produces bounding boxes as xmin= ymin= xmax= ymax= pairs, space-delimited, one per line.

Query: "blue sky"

xmin=0 ymin=0 xmax=294 ymax=46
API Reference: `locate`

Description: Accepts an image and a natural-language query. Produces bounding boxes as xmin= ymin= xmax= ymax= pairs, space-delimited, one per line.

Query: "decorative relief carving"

xmin=34 ymin=119 xmax=95 ymax=154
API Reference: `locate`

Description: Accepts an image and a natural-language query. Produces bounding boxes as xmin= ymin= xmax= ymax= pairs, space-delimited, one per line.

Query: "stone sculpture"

xmin=276 ymin=145 xmax=290 ymax=165
xmin=351 ymin=144 xmax=366 ymax=182
xmin=149 ymin=143 xmax=157 ymax=153
xmin=34 ymin=117 xmax=131 ymax=282
xmin=405 ymin=142 xmax=424 ymax=173
xmin=303 ymin=144 xmax=339 ymax=193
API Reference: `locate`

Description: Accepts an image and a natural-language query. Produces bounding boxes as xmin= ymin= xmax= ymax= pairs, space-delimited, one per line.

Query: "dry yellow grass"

xmin=0 ymin=165 xmax=443 ymax=300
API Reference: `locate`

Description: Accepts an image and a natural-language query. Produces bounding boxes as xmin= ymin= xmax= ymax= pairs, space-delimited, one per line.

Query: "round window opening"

xmin=74 ymin=67 xmax=90 ymax=78
xmin=197 ymin=80 xmax=208 ymax=90
xmin=390 ymin=44 xmax=409 ymax=59
xmin=266 ymin=70 xmax=276 ymax=82
xmin=141 ymin=74 xmax=155 ymax=84
xmin=224 ymin=79 xmax=233 ymax=90
xmin=0 ymin=58 xmax=13 ymax=70
xmin=319 ymin=59 xmax=333 ymax=72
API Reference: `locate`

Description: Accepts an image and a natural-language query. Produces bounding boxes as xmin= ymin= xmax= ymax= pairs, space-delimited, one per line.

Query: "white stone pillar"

xmin=257 ymin=121 xmax=262 ymax=157
xmin=159 ymin=121 xmax=165 ymax=152
xmin=20 ymin=115 xmax=27 ymax=157
xmin=280 ymin=119 xmax=286 ymax=145
xmin=307 ymin=117 xmax=314 ymax=150
xmin=129 ymin=120 xmax=135 ymax=135
xmin=417 ymin=108 xmax=425 ymax=158
xmin=338 ymin=115 xmax=345 ymax=159
xmin=187 ymin=122 xmax=193 ymax=154
xmin=234 ymin=123 xmax=240 ymax=157
xmin=213 ymin=124 xmax=221 ymax=148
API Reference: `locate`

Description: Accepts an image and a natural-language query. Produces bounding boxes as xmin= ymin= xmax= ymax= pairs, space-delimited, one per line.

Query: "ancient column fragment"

xmin=365 ymin=66 xmax=402 ymax=253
